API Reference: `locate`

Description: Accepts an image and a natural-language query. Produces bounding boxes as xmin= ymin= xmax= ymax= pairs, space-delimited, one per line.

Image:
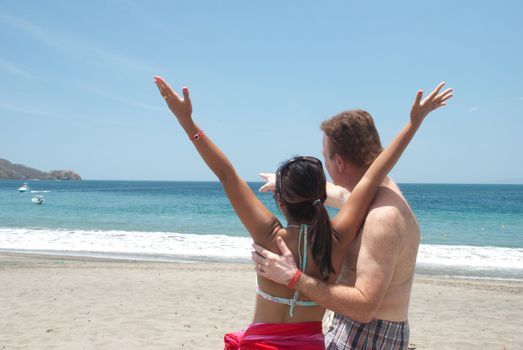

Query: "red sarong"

xmin=224 ymin=322 xmax=324 ymax=350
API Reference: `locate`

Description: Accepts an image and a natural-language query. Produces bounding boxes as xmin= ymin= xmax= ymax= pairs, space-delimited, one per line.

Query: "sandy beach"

xmin=1 ymin=253 xmax=522 ymax=350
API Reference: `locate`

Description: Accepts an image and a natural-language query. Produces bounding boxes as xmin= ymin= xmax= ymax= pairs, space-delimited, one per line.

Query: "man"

xmin=253 ymin=102 xmax=432 ymax=348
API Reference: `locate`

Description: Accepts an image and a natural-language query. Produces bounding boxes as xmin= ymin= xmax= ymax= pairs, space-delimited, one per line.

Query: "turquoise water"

xmin=1 ymin=181 xmax=255 ymax=236
xmin=402 ymin=184 xmax=523 ymax=248
xmin=1 ymin=180 xmax=522 ymax=278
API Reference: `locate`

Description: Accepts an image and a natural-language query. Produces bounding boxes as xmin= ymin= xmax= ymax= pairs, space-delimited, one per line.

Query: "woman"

xmin=154 ymin=76 xmax=451 ymax=349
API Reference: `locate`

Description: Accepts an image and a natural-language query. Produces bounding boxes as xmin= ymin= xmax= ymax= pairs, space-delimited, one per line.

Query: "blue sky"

xmin=1 ymin=0 xmax=522 ymax=183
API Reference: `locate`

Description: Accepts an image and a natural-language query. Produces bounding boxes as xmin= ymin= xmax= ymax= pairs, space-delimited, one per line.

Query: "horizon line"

xmin=3 ymin=179 xmax=523 ymax=186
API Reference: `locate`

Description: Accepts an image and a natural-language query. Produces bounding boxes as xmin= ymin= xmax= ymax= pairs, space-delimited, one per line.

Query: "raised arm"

xmin=332 ymin=82 xmax=452 ymax=248
xmin=154 ymin=76 xmax=280 ymax=244
xmin=258 ymin=173 xmax=349 ymax=209
xmin=252 ymin=82 xmax=453 ymax=288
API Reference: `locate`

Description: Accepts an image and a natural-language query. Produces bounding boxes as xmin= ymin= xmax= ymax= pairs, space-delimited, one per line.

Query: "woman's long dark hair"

xmin=276 ymin=159 xmax=334 ymax=280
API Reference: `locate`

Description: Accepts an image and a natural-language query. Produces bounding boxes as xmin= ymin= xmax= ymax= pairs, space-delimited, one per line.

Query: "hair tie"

xmin=312 ymin=199 xmax=321 ymax=207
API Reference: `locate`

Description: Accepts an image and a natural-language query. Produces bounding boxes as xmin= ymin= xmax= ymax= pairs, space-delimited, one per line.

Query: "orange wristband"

xmin=287 ymin=270 xmax=302 ymax=289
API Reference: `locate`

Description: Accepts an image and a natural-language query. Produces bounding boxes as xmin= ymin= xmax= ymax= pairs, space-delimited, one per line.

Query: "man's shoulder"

xmin=370 ymin=180 xmax=411 ymax=218
xmin=365 ymin=181 xmax=408 ymax=235
xmin=358 ymin=206 xmax=405 ymax=251
xmin=362 ymin=181 xmax=418 ymax=242
xmin=366 ymin=205 xmax=404 ymax=231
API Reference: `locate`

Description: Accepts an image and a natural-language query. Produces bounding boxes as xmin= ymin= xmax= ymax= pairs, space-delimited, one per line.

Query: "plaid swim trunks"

xmin=325 ymin=313 xmax=409 ymax=350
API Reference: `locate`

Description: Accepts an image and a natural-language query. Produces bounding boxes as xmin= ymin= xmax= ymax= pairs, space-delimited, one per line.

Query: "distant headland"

xmin=0 ymin=159 xmax=82 ymax=180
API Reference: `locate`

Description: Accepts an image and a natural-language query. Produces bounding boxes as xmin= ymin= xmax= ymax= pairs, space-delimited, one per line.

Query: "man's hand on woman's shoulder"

xmin=252 ymin=237 xmax=298 ymax=286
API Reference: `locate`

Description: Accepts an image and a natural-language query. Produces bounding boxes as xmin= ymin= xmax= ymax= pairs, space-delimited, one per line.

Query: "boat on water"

xmin=31 ymin=195 xmax=45 ymax=204
xmin=18 ymin=183 xmax=30 ymax=192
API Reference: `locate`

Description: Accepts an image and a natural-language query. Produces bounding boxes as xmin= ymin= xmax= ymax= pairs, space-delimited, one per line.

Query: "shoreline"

xmin=1 ymin=252 xmax=522 ymax=349
xmin=1 ymin=248 xmax=522 ymax=282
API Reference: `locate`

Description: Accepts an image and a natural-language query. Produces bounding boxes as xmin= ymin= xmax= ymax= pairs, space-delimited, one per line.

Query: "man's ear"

xmin=334 ymin=153 xmax=345 ymax=173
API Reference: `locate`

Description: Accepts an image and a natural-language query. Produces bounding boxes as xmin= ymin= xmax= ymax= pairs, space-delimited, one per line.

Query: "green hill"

xmin=0 ymin=159 xmax=82 ymax=180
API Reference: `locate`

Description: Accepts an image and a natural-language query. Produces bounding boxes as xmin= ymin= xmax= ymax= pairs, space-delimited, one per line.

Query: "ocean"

xmin=1 ymin=180 xmax=522 ymax=280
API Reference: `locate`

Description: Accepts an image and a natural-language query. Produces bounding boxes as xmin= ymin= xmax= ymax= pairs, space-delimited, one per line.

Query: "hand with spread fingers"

xmin=258 ymin=173 xmax=276 ymax=193
xmin=154 ymin=75 xmax=193 ymax=125
xmin=410 ymin=82 xmax=453 ymax=127
xmin=252 ymin=237 xmax=298 ymax=286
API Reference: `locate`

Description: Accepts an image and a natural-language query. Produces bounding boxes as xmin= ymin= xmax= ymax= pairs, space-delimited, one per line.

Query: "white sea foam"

xmin=416 ymin=244 xmax=523 ymax=279
xmin=417 ymin=244 xmax=523 ymax=269
xmin=0 ymin=227 xmax=252 ymax=262
xmin=0 ymin=227 xmax=522 ymax=278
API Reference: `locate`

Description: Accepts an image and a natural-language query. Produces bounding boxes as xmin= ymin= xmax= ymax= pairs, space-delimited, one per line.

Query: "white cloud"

xmin=0 ymin=101 xmax=59 ymax=117
xmin=81 ymin=85 xmax=168 ymax=112
xmin=0 ymin=100 xmax=130 ymax=127
xmin=0 ymin=11 xmax=49 ymax=44
xmin=0 ymin=58 xmax=34 ymax=79
xmin=0 ymin=10 xmax=155 ymax=73
xmin=467 ymin=107 xmax=479 ymax=112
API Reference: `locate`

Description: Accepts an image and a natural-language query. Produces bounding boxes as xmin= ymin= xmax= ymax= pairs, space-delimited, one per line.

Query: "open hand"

xmin=154 ymin=76 xmax=193 ymax=122
xmin=252 ymin=237 xmax=298 ymax=286
xmin=410 ymin=82 xmax=453 ymax=127
xmin=258 ymin=173 xmax=276 ymax=193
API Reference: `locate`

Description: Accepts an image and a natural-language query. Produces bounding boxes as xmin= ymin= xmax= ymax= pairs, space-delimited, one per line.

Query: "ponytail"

xmin=277 ymin=158 xmax=335 ymax=280
xmin=310 ymin=200 xmax=335 ymax=280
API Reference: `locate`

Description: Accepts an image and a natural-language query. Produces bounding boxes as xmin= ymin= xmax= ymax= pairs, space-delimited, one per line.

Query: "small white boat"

xmin=31 ymin=195 xmax=45 ymax=204
xmin=18 ymin=183 xmax=30 ymax=192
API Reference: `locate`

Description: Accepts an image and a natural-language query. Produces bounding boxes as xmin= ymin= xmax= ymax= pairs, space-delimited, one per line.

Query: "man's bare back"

xmin=339 ymin=178 xmax=420 ymax=321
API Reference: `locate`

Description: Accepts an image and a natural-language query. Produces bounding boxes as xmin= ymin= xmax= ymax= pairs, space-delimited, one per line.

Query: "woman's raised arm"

xmin=332 ymin=82 xmax=453 ymax=247
xmin=154 ymin=76 xmax=281 ymax=244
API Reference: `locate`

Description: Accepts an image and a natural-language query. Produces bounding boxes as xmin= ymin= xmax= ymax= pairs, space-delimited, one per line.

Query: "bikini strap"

xmin=255 ymin=224 xmax=319 ymax=317
xmin=255 ymin=284 xmax=318 ymax=307
xmin=289 ymin=224 xmax=308 ymax=317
